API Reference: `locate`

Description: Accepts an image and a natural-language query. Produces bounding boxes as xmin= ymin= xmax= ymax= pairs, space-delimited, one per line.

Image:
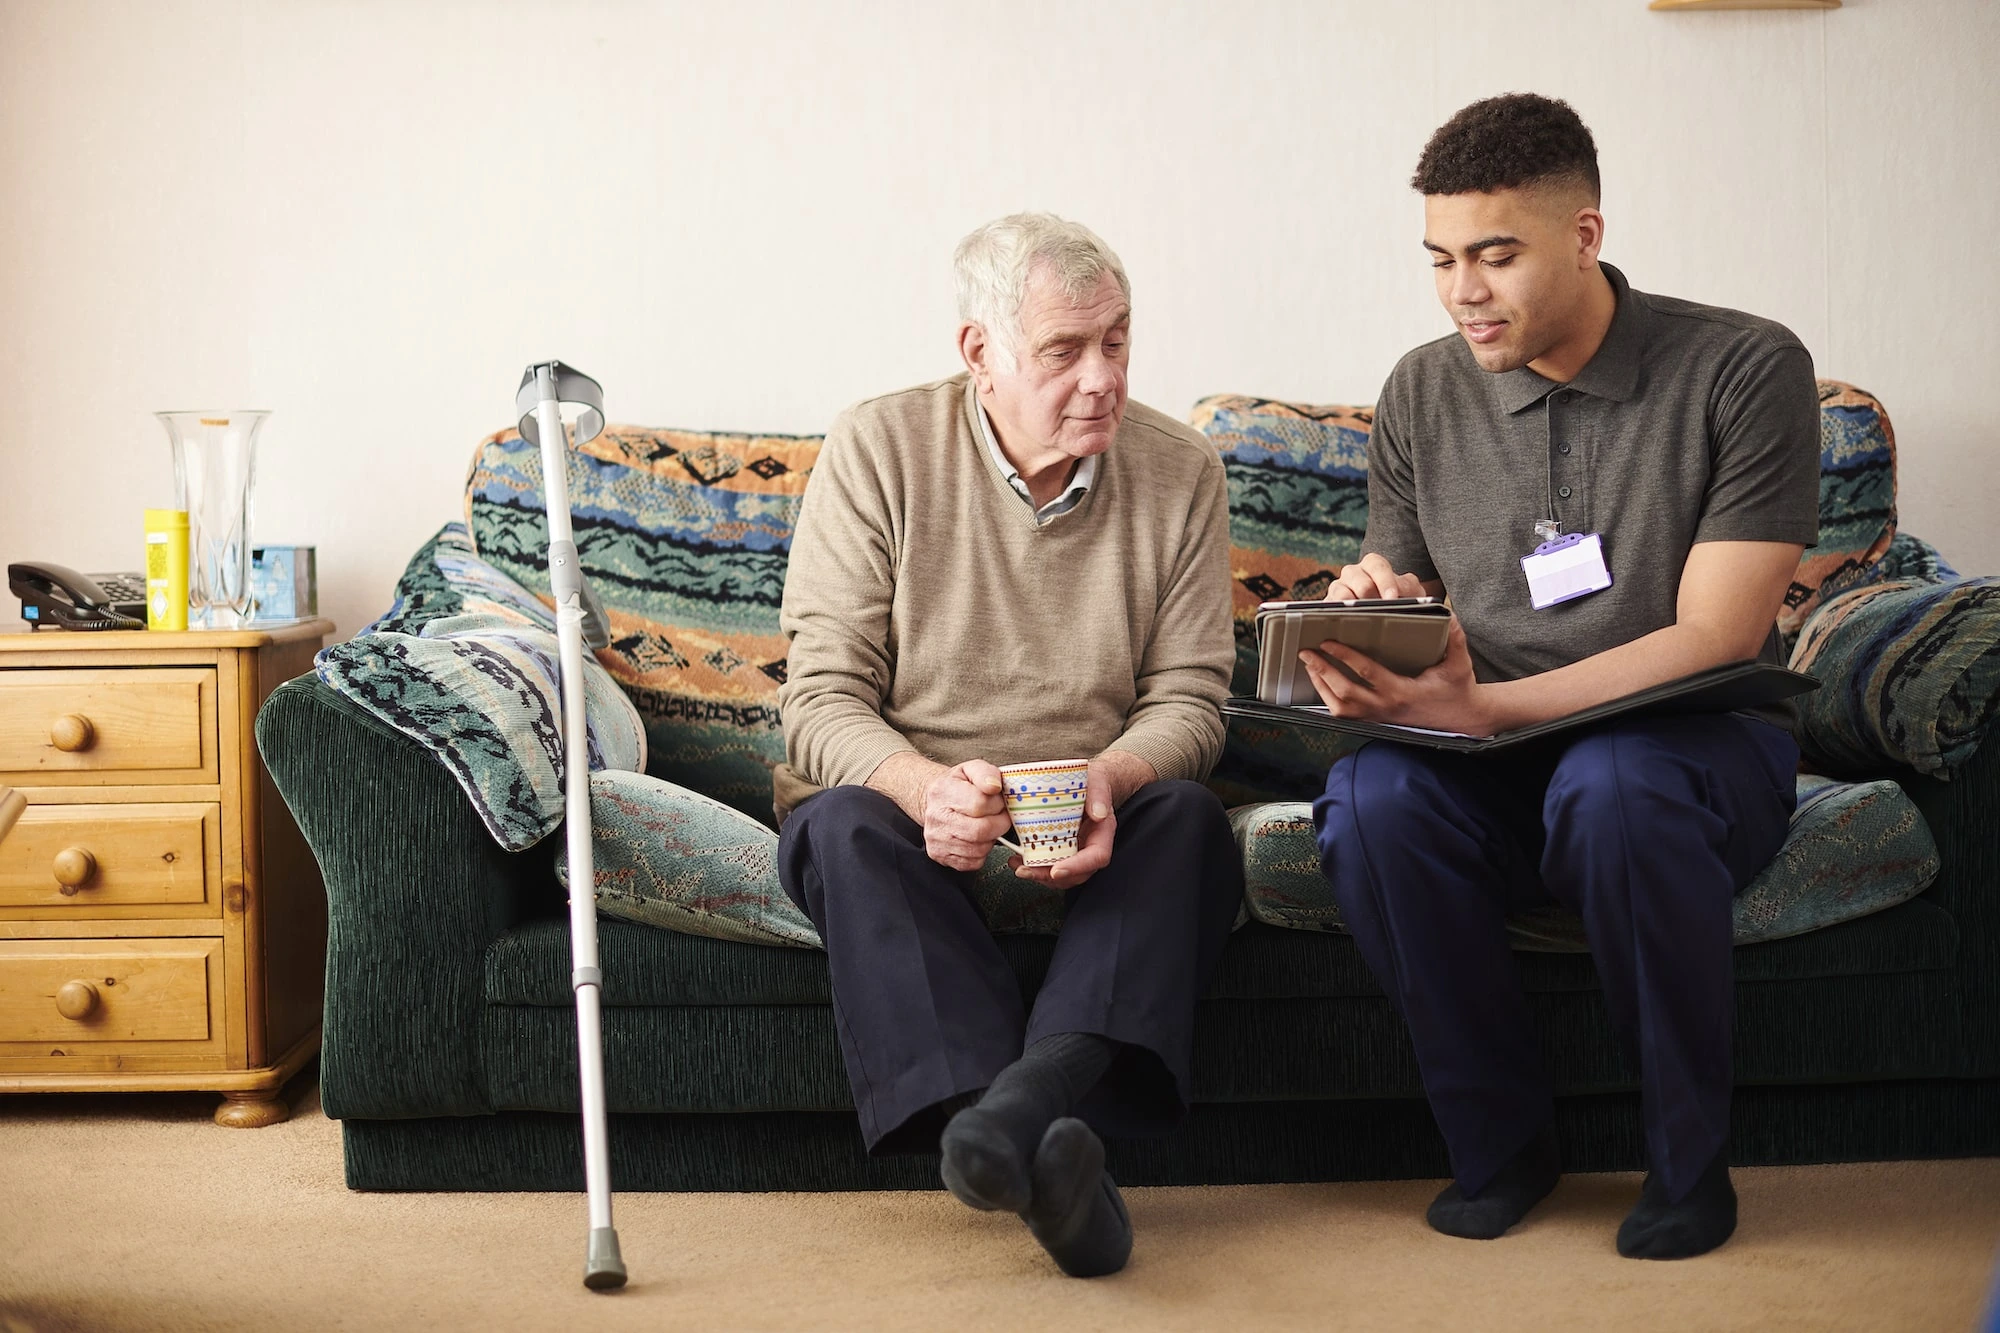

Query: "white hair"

xmin=953 ymin=212 xmax=1131 ymax=371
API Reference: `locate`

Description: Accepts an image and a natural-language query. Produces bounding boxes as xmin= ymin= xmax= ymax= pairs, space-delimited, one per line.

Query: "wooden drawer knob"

xmin=52 ymin=846 xmax=98 ymax=893
xmin=55 ymin=980 xmax=99 ymax=1020
xmin=50 ymin=714 xmax=95 ymax=752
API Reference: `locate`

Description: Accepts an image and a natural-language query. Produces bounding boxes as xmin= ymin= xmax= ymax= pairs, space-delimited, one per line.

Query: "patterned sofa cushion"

xmin=365 ymin=522 xmax=551 ymax=634
xmin=1875 ymin=530 xmax=1958 ymax=585
xmin=465 ymin=425 xmax=822 ymax=828
xmin=1780 ymin=382 xmax=1901 ymax=643
xmin=1232 ymin=771 xmax=1939 ymax=949
xmin=315 ymin=533 xmax=647 ymax=852
xmin=1790 ymin=576 xmax=2000 ymax=778
xmin=568 ymin=769 xmax=814 ymax=948
xmin=559 ymin=771 xmax=1069 ymax=947
xmin=1190 ymin=395 xmax=1373 ymax=806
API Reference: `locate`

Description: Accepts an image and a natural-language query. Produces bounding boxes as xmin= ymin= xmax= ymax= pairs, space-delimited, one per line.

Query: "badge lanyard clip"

xmin=1535 ymin=394 xmax=1566 ymax=545
xmin=1521 ymin=394 xmax=1610 ymax=609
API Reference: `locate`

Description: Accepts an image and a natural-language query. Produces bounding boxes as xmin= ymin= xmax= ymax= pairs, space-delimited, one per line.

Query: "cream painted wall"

xmin=2 ymin=0 xmax=1995 ymax=641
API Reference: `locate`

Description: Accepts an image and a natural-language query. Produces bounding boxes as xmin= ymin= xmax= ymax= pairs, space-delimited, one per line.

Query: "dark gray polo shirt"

xmin=1363 ymin=263 xmax=1821 ymax=708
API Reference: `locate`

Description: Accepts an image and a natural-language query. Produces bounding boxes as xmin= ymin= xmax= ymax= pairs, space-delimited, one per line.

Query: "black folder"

xmin=1221 ymin=660 xmax=1819 ymax=753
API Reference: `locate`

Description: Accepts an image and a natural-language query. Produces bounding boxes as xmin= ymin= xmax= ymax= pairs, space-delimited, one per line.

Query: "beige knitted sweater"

xmin=774 ymin=374 xmax=1234 ymax=819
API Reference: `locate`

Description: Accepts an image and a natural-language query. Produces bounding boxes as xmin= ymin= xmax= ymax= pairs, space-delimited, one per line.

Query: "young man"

xmin=776 ymin=213 xmax=1242 ymax=1277
xmin=1308 ymin=95 xmax=1820 ymax=1259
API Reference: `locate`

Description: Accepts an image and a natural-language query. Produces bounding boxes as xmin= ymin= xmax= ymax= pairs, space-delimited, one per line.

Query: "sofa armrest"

xmin=1896 ymin=729 xmax=2000 ymax=1070
xmin=1790 ymin=576 xmax=2000 ymax=779
xmin=256 ymin=673 xmax=554 ymax=1119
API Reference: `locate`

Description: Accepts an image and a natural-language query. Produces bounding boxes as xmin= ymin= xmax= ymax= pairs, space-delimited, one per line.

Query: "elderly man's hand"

xmin=1010 ymin=751 xmax=1151 ymax=891
xmin=919 ymin=759 xmax=1013 ymax=872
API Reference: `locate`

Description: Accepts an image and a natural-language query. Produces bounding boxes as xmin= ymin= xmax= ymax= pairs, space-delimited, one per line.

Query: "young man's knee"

xmin=1313 ymin=744 xmax=1458 ymax=850
xmin=1544 ymin=729 xmax=1709 ymax=840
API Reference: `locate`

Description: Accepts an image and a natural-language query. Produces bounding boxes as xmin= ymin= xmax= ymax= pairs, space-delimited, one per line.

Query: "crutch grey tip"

xmin=584 ymin=1227 xmax=627 ymax=1290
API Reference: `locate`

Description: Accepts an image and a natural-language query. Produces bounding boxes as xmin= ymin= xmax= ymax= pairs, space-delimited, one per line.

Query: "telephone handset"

xmin=8 ymin=562 xmax=148 ymax=631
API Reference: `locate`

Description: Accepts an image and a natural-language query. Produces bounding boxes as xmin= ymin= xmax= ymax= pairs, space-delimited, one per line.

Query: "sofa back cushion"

xmin=465 ymin=426 xmax=822 ymax=826
xmin=452 ymin=379 xmax=1905 ymax=819
xmin=1188 ymin=395 xmax=1373 ymax=804
xmin=1786 ymin=382 xmax=1900 ymax=638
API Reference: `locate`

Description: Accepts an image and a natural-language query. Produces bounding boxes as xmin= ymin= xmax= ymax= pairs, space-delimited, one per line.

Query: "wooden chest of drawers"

xmin=0 ymin=621 xmax=333 ymax=1125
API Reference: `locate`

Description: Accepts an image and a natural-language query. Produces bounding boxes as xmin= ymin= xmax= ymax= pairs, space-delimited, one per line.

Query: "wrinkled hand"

xmin=1010 ymin=758 xmax=1118 ymax=891
xmin=919 ymin=759 xmax=1012 ymax=871
xmin=1301 ymin=615 xmax=1496 ymax=736
xmin=1324 ymin=553 xmax=1428 ymax=603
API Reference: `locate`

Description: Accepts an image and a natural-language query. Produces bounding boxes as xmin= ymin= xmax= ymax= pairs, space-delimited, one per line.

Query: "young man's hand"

xmin=1301 ymin=615 xmax=1497 ymax=736
xmin=1323 ymin=552 xmax=1432 ymax=602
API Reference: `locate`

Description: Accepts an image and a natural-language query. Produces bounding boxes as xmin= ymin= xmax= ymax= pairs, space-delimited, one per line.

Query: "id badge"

xmin=1521 ymin=532 xmax=1612 ymax=610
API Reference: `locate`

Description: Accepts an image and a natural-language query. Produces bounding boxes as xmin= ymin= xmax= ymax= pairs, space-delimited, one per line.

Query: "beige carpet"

xmin=2 ymin=1077 xmax=1997 ymax=1333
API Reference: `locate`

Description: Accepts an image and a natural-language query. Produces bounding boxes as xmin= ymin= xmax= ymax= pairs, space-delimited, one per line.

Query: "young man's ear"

xmin=1574 ymin=207 xmax=1607 ymax=269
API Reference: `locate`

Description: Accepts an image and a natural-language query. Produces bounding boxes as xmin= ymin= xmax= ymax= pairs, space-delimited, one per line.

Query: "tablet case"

xmin=1254 ymin=599 xmax=1453 ymax=706
xmin=1225 ymin=661 xmax=1819 ymax=752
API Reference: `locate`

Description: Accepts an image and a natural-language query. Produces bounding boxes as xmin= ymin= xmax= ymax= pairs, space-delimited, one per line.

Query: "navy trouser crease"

xmin=779 ymin=778 xmax=1242 ymax=1154
xmin=1313 ymin=714 xmax=1798 ymax=1202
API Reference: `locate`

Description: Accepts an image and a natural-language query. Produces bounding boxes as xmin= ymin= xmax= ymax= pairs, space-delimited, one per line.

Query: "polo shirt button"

xmin=1558 ymin=443 xmax=1572 ymax=454
xmin=1558 ymin=485 xmax=1573 ymax=499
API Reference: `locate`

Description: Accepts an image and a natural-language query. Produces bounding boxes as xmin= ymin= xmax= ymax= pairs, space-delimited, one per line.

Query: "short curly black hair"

xmin=1412 ymin=93 xmax=1599 ymax=201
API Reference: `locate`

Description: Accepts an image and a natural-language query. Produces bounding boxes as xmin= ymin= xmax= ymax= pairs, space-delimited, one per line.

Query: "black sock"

xmin=940 ymin=1032 xmax=1117 ymax=1213
xmin=1426 ymin=1121 xmax=1562 ymax=1240
xmin=1023 ymin=1117 xmax=1132 ymax=1278
xmin=1617 ymin=1148 xmax=1737 ymax=1260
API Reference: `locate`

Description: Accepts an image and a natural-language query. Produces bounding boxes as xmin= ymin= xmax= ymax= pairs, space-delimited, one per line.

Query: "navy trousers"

xmin=779 ymin=779 xmax=1243 ymax=1154
xmin=1313 ymin=714 xmax=1798 ymax=1202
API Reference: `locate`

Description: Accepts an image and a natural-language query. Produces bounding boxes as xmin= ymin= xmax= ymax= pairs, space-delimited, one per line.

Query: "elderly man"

xmin=775 ymin=212 xmax=1241 ymax=1277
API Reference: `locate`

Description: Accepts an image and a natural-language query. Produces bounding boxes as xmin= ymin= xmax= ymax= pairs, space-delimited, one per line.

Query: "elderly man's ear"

xmin=958 ymin=322 xmax=996 ymax=393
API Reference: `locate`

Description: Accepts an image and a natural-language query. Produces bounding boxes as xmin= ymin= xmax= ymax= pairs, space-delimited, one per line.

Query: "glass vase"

xmin=156 ymin=410 xmax=267 ymax=629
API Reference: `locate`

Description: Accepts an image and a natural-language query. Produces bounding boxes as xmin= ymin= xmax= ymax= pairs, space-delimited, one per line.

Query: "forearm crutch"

xmin=515 ymin=360 xmax=626 ymax=1291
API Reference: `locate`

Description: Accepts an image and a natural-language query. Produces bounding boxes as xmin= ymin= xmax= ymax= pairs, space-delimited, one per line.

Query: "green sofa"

xmin=257 ymin=385 xmax=2000 ymax=1191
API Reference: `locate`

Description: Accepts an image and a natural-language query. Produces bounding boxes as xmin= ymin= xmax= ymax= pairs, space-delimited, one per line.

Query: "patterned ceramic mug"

xmin=995 ymin=759 xmax=1090 ymax=866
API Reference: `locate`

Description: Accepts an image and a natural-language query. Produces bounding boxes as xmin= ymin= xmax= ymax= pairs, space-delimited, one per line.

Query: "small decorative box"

xmin=250 ymin=545 xmax=318 ymax=622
